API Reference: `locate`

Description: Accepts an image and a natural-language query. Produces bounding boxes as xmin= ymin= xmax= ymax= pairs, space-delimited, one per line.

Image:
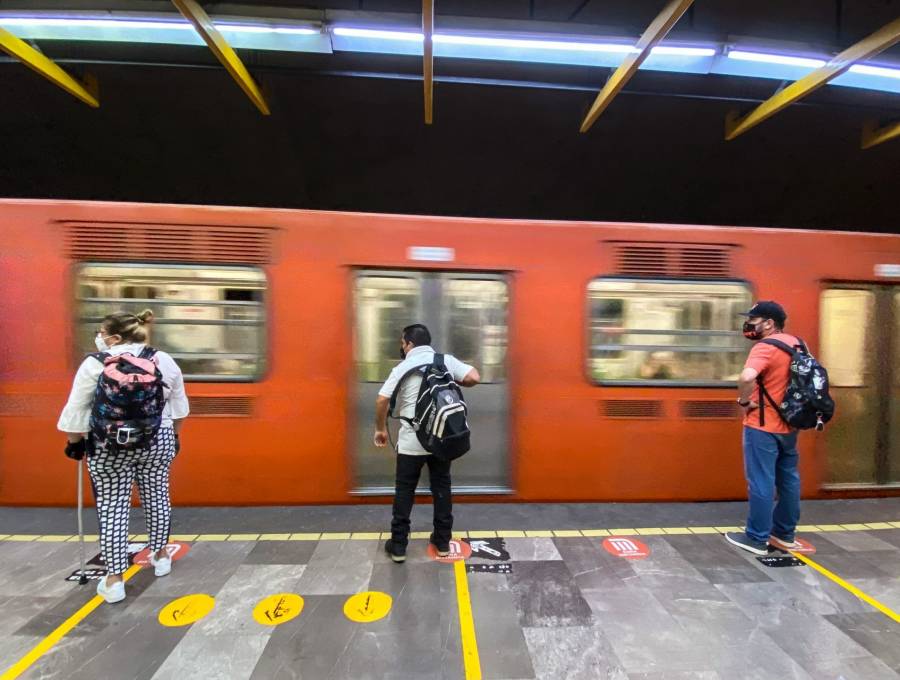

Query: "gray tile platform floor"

xmin=0 ymin=500 xmax=898 ymax=679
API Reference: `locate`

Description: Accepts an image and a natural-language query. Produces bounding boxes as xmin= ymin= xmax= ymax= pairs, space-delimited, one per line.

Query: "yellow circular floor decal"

xmin=343 ymin=591 xmax=392 ymax=623
xmin=253 ymin=593 xmax=304 ymax=626
xmin=158 ymin=594 xmax=215 ymax=627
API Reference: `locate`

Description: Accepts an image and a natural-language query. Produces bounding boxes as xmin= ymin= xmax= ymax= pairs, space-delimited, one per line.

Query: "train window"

xmin=354 ymin=276 xmax=421 ymax=382
xmin=587 ymin=279 xmax=752 ymax=386
xmin=820 ymin=289 xmax=873 ymax=387
xmin=75 ymin=264 xmax=267 ymax=382
xmin=445 ymin=279 xmax=508 ymax=383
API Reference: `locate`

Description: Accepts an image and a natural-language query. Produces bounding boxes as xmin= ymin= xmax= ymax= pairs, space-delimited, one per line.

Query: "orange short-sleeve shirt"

xmin=743 ymin=332 xmax=801 ymax=434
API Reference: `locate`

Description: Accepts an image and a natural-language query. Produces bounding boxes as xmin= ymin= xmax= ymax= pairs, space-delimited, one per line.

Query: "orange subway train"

xmin=2 ymin=199 xmax=899 ymax=506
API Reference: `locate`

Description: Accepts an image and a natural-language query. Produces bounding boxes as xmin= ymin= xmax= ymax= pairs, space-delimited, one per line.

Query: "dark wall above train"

xmin=0 ymin=0 xmax=898 ymax=232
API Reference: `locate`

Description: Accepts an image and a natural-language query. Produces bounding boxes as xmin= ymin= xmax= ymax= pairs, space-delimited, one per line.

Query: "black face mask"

xmin=743 ymin=321 xmax=764 ymax=340
xmin=400 ymin=347 xmax=407 ymax=360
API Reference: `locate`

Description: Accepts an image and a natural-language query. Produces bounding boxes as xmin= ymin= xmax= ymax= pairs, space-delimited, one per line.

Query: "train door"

xmin=352 ymin=271 xmax=510 ymax=494
xmin=819 ymin=285 xmax=900 ymax=488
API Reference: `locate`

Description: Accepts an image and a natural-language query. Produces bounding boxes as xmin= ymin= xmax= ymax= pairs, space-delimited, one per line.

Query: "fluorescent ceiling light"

xmin=0 ymin=17 xmax=193 ymax=30
xmin=333 ymin=28 xmax=637 ymax=53
xmin=727 ymin=49 xmax=826 ymax=69
xmin=332 ymin=27 xmax=422 ymax=41
xmin=650 ymin=46 xmax=716 ymax=56
xmin=849 ymin=63 xmax=900 ymax=79
xmin=0 ymin=16 xmax=317 ymax=35
xmin=434 ymin=34 xmax=636 ymax=53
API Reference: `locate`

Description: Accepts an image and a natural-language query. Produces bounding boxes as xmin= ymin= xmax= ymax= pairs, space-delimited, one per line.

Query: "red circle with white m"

xmin=427 ymin=539 xmax=472 ymax=563
xmin=602 ymin=536 xmax=651 ymax=560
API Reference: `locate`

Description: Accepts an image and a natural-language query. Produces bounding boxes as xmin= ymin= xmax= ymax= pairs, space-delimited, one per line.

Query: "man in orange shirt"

xmin=726 ymin=301 xmax=803 ymax=555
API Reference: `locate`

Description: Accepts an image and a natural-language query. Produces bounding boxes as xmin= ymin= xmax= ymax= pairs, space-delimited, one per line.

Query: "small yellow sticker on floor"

xmin=252 ymin=593 xmax=304 ymax=626
xmin=343 ymin=591 xmax=392 ymax=623
xmin=158 ymin=594 xmax=215 ymax=627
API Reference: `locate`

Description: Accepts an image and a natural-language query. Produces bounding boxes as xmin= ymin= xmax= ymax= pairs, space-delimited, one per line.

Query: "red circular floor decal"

xmin=133 ymin=541 xmax=192 ymax=566
xmin=790 ymin=538 xmax=816 ymax=554
xmin=427 ymin=539 xmax=472 ymax=563
xmin=602 ymin=536 xmax=651 ymax=560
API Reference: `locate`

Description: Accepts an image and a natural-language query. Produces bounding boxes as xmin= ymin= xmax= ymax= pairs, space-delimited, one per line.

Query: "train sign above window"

xmin=875 ymin=264 xmax=900 ymax=278
xmin=408 ymin=246 xmax=455 ymax=262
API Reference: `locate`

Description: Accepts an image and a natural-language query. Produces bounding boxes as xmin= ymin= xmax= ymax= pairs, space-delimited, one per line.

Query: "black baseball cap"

xmin=739 ymin=301 xmax=786 ymax=326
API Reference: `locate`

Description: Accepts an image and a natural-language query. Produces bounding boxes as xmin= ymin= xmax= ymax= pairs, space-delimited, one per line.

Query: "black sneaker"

xmin=384 ymin=539 xmax=406 ymax=563
xmin=429 ymin=533 xmax=450 ymax=557
xmin=725 ymin=531 xmax=769 ymax=556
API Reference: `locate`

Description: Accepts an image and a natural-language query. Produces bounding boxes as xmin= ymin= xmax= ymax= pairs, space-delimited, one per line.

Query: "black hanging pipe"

xmin=567 ymin=0 xmax=591 ymax=21
xmin=835 ymin=0 xmax=843 ymax=44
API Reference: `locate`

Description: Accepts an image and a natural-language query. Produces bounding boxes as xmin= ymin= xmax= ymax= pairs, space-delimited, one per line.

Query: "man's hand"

xmin=374 ymin=430 xmax=388 ymax=448
xmin=741 ymin=400 xmax=759 ymax=416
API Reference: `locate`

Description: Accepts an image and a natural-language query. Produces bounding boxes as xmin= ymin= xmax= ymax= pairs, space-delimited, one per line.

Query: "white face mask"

xmin=95 ymin=334 xmax=112 ymax=352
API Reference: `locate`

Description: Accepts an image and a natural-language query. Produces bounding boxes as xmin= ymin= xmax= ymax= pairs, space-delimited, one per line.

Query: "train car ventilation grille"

xmin=601 ymin=400 xmax=663 ymax=419
xmin=680 ymin=400 xmax=738 ymax=419
xmin=613 ymin=243 xmax=733 ymax=278
xmin=63 ymin=222 xmax=275 ymax=264
xmin=190 ymin=396 xmax=255 ymax=417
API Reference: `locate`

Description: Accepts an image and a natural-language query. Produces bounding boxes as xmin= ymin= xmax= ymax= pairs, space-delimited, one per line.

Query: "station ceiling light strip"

xmin=725 ymin=14 xmax=900 ymax=140
xmin=0 ymin=12 xmax=899 ymax=96
xmin=0 ymin=26 xmax=98 ymax=106
xmin=579 ymin=0 xmax=695 ymax=133
xmin=170 ymin=0 xmax=270 ymax=115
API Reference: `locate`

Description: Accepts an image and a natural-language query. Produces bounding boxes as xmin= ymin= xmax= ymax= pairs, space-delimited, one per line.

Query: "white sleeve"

xmin=158 ymin=352 xmax=190 ymax=419
xmin=57 ymin=357 xmax=102 ymax=433
xmin=378 ymin=366 xmax=402 ymax=399
xmin=445 ymin=355 xmax=475 ymax=382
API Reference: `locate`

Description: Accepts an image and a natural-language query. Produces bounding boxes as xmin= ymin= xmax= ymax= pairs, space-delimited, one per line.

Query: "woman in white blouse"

xmin=58 ymin=309 xmax=189 ymax=604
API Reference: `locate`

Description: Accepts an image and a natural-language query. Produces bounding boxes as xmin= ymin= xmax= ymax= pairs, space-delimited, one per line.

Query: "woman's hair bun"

xmin=136 ymin=309 xmax=154 ymax=324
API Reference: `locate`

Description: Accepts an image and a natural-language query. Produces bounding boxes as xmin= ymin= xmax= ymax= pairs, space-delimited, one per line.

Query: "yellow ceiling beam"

xmin=726 ymin=15 xmax=900 ymax=141
xmin=423 ymin=0 xmax=434 ymax=125
xmin=171 ymin=0 xmax=270 ymax=115
xmin=862 ymin=119 xmax=900 ymax=149
xmin=580 ymin=0 xmax=694 ymax=133
xmin=0 ymin=27 xmax=98 ymax=107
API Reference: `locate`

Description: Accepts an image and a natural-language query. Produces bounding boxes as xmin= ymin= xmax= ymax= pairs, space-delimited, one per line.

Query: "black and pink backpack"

xmin=89 ymin=347 xmax=166 ymax=452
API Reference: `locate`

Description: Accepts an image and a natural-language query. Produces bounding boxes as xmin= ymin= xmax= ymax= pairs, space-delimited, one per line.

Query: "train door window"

xmin=352 ymin=271 xmax=510 ymax=494
xmin=820 ymin=286 xmax=898 ymax=487
xmin=354 ymin=276 xmax=422 ymax=382
xmin=75 ymin=264 xmax=267 ymax=381
xmin=587 ymin=279 xmax=752 ymax=386
xmin=444 ymin=279 xmax=508 ymax=383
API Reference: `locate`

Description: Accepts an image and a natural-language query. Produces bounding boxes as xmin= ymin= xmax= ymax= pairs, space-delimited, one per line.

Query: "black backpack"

xmin=389 ymin=353 xmax=471 ymax=461
xmin=757 ymin=338 xmax=835 ymax=431
xmin=89 ymin=347 xmax=166 ymax=452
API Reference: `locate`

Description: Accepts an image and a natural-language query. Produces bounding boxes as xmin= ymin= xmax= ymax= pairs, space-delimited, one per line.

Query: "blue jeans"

xmin=743 ymin=426 xmax=800 ymax=543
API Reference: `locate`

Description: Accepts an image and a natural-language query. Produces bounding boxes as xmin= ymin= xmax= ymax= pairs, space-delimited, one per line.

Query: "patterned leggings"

xmin=87 ymin=427 xmax=177 ymax=574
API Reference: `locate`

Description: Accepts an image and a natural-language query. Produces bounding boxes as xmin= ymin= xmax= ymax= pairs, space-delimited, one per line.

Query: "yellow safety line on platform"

xmin=453 ymin=559 xmax=482 ymax=680
xmin=1 ymin=523 xmax=898 ymax=543
xmin=790 ymin=551 xmax=900 ymax=624
xmin=0 ymin=564 xmax=142 ymax=680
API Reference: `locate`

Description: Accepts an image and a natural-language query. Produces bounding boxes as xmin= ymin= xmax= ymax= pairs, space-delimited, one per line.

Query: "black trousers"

xmin=390 ymin=453 xmax=453 ymax=548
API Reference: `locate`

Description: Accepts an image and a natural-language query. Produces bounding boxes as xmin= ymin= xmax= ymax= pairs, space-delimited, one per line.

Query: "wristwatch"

xmin=737 ymin=398 xmax=750 ymax=406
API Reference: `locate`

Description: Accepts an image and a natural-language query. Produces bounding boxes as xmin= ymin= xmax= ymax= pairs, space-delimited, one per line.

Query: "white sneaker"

xmin=149 ymin=551 xmax=172 ymax=577
xmin=96 ymin=576 xmax=126 ymax=604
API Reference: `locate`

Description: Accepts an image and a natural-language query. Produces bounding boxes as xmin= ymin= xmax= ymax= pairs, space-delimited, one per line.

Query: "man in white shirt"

xmin=374 ymin=324 xmax=480 ymax=563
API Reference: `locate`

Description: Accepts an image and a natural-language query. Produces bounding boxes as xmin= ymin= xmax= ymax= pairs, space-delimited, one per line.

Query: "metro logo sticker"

xmin=133 ymin=541 xmax=191 ymax=566
xmin=428 ymin=539 xmax=472 ymax=563
xmin=602 ymin=536 xmax=651 ymax=560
